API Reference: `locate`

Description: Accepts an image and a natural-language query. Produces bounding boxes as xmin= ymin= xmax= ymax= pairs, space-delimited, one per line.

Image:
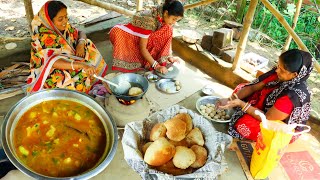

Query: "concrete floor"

xmin=1 ymin=19 xmax=320 ymax=180
xmin=0 ymin=21 xmax=247 ymax=179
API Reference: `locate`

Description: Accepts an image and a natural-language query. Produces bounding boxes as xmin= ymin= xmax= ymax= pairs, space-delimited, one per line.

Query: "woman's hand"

xmin=215 ymin=98 xmax=229 ymax=108
xmin=82 ymin=63 xmax=96 ymax=76
xmin=76 ymin=42 xmax=85 ymax=58
xmin=219 ymin=99 xmax=245 ymax=109
xmin=168 ymin=56 xmax=181 ymax=63
xmin=156 ymin=65 xmax=168 ymax=74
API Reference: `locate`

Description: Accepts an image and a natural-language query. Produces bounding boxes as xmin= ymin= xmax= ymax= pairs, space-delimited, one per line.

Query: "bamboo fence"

xmin=282 ymin=0 xmax=303 ymax=53
xmin=232 ymin=0 xmax=259 ymax=70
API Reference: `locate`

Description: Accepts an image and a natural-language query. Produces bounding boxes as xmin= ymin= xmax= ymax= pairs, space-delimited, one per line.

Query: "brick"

xmin=212 ymin=28 xmax=233 ymax=48
xmin=200 ymin=35 xmax=213 ymax=51
xmin=221 ymin=50 xmax=236 ymax=63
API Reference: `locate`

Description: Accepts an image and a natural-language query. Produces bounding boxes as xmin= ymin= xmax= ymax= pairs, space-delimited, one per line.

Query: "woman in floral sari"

xmin=27 ymin=0 xmax=107 ymax=93
xmin=110 ymin=0 xmax=183 ymax=73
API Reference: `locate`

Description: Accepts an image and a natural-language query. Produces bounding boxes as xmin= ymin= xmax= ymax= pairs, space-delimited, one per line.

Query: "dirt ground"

xmin=0 ymin=0 xmax=319 ymax=119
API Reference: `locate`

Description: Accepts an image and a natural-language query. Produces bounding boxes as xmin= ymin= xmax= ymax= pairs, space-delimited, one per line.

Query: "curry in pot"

xmin=13 ymin=100 xmax=106 ymax=177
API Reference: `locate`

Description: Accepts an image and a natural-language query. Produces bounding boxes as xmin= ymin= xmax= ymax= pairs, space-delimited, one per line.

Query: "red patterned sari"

xmin=109 ymin=5 xmax=172 ymax=72
xmin=26 ymin=2 xmax=107 ymax=94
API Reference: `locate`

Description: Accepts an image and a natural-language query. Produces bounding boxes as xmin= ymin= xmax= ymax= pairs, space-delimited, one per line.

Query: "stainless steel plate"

xmin=156 ymin=79 xmax=182 ymax=94
xmin=145 ymin=73 xmax=160 ymax=82
xmin=155 ymin=65 xmax=179 ymax=79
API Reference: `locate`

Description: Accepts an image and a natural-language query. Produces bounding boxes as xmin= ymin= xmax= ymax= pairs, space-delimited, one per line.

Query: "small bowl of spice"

xmin=146 ymin=73 xmax=160 ymax=82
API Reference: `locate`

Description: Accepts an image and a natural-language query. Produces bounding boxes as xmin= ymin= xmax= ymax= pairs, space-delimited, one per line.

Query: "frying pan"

xmin=109 ymin=73 xmax=149 ymax=101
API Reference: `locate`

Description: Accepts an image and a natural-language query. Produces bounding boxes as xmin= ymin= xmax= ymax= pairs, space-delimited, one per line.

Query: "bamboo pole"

xmin=232 ymin=0 xmax=259 ymax=70
xmin=282 ymin=0 xmax=303 ymax=53
xmin=137 ymin=0 xmax=143 ymax=11
xmin=184 ymin=0 xmax=218 ymax=10
xmin=23 ymin=0 xmax=34 ymax=33
xmin=77 ymin=0 xmax=135 ymax=16
xmin=261 ymin=0 xmax=320 ymax=73
xmin=157 ymin=0 xmax=162 ymax=5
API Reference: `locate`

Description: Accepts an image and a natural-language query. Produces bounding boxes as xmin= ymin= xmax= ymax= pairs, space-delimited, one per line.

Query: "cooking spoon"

xmin=93 ymin=74 xmax=131 ymax=94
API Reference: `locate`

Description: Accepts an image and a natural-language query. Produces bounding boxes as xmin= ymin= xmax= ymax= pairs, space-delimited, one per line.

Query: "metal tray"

xmin=155 ymin=79 xmax=182 ymax=94
xmin=155 ymin=65 xmax=179 ymax=79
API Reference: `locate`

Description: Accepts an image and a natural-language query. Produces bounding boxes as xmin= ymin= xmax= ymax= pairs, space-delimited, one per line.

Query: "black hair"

xmin=279 ymin=49 xmax=307 ymax=73
xmin=47 ymin=0 xmax=67 ymax=20
xmin=163 ymin=0 xmax=184 ymax=17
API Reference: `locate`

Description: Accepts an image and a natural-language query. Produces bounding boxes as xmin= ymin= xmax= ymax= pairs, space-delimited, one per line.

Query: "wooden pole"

xmin=23 ymin=0 xmax=34 ymax=33
xmin=77 ymin=0 xmax=135 ymax=16
xmin=261 ymin=0 xmax=320 ymax=73
xmin=157 ymin=0 xmax=162 ymax=5
xmin=232 ymin=0 xmax=259 ymax=70
xmin=282 ymin=0 xmax=303 ymax=53
xmin=184 ymin=0 xmax=218 ymax=10
xmin=137 ymin=0 xmax=143 ymax=11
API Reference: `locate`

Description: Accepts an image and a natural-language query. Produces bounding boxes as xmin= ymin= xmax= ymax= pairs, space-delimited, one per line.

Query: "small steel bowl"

xmin=146 ymin=73 xmax=160 ymax=82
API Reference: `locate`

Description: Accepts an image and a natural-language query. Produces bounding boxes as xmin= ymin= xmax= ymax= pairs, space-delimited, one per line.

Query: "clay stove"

xmin=105 ymin=95 xmax=151 ymax=127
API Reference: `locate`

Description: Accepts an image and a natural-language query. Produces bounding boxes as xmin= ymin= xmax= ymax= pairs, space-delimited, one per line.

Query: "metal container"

xmin=1 ymin=89 xmax=118 ymax=180
xmin=110 ymin=73 xmax=149 ymax=101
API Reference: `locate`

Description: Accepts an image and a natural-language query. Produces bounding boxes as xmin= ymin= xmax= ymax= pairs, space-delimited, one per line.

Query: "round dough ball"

xmin=175 ymin=80 xmax=180 ymax=86
xmin=201 ymin=110 xmax=206 ymax=114
xmin=222 ymin=111 xmax=226 ymax=116
xmin=176 ymin=85 xmax=181 ymax=91
xmin=225 ymin=114 xmax=230 ymax=119
xmin=200 ymin=105 xmax=206 ymax=110
xmin=128 ymin=87 xmax=143 ymax=96
xmin=173 ymin=146 xmax=196 ymax=169
xmin=205 ymin=108 xmax=212 ymax=114
xmin=168 ymin=67 xmax=174 ymax=71
xmin=206 ymin=103 xmax=211 ymax=107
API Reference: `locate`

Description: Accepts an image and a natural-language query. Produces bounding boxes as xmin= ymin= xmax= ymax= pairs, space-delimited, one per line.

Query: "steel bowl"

xmin=110 ymin=73 xmax=149 ymax=101
xmin=1 ymin=89 xmax=118 ymax=180
xmin=196 ymin=96 xmax=234 ymax=123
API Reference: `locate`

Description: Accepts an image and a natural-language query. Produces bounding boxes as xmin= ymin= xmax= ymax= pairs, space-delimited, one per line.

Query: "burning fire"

xmin=118 ymin=98 xmax=136 ymax=105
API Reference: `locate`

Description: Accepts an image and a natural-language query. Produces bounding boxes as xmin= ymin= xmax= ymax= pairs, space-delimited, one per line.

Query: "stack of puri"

xmin=142 ymin=113 xmax=208 ymax=176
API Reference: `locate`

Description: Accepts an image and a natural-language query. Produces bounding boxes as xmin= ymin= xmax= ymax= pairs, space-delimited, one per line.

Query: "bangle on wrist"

xmin=78 ymin=38 xmax=86 ymax=43
xmin=243 ymin=103 xmax=251 ymax=113
xmin=241 ymin=102 xmax=248 ymax=111
xmin=71 ymin=60 xmax=75 ymax=70
xmin=152 ymin=61 xmax=158 ymax=69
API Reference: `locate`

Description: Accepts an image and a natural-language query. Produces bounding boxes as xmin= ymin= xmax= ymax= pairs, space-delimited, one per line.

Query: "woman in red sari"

xmin=27 ymin=0 xmax=108 ymax=94
xmin=218 ymin=49 xmax=313 ymax=143
xmin=109 ymin=0 xmax=183 ymax=74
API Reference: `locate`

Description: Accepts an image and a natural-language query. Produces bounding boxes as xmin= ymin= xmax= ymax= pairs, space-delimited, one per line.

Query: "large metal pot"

xmin=1 ymin=89 xmax=118 ymax=180
xmin=110 ymin=73 xmax=149 ymax=101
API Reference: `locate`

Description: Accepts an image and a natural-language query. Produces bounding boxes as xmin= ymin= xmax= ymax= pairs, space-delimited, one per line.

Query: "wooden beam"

xmin=232 ymin=0 xmax=259 ymax=70
xmin=137 ymin=0 xmax=143 ymax=11
xmin=184 ymin=0 xmax=218 ymax=10
xmin=77 ymin=0 xmax=135 ymax=16
xmin=261 ymin=0 xmax=320 ymax=73
xmin=282 ymin=0 xmax=303 ymax=53
xmin=23 ymin=0 xmax=34 ymax=33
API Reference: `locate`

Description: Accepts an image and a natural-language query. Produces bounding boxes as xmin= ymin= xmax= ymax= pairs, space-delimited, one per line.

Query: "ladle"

xmin=93 ymin=74 xmax=131 ymax=95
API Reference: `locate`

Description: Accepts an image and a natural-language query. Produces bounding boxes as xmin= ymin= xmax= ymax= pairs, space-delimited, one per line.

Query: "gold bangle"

xmin=241 ymin=102 xmax=248 ymax=111
xmin=71 ymin=60 xmax=75 ymax=70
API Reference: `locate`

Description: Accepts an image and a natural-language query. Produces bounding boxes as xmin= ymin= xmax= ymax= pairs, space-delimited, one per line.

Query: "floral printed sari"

xmin=26 ymin=1 xmax=107 ymax=93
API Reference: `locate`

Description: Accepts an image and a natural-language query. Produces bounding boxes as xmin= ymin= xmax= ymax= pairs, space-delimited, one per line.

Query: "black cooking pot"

xmin=110 ymin=73 xmax=149 ymax=101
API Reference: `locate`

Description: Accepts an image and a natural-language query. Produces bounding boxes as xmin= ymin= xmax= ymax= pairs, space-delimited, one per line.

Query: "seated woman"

xmin=27 ymin=0 xmax=108 ymax=93
xmin=109 ymin=0 xmax=184 ymax=74
xmin=218 ymin=49 xmax=313 ymax=143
